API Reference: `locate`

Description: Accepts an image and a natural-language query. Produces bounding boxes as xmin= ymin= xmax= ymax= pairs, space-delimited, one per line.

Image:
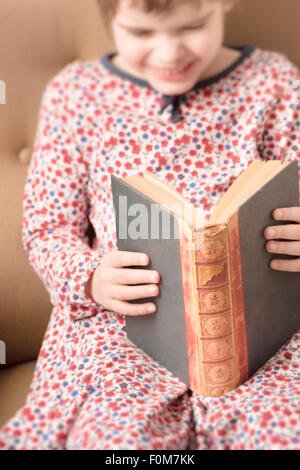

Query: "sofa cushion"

xmin=0 ymin=361 xmax=36 ymax=428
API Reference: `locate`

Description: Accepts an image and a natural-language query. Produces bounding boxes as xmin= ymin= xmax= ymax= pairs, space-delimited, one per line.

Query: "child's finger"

xmin=109 ymin=267 xmax=160 ymax=285
xmin=269 ymin=257 xmax=300 ymax=272
xmin=108 ymin=298 xmax=157 ymax=316
xmin=264 ymin=224 xmax=300 ymax=241
xmin=107 ymin=250 xmax=150 ymax=268
xmin=109 ymin=283 xmax=160 ymax=301
xmin=266 ymin=240 xmax=300 ymax=257
xmin=272 ymin=207 xmax=300 ymax=222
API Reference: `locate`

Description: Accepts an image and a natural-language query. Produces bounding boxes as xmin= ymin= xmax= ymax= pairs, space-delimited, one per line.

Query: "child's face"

xmin=111 ymin=0 xmax=233 ymax=96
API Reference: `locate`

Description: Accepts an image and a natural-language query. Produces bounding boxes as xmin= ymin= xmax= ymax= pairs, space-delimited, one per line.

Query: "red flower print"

xmin=262 ymin=411 xmax=273 ymax=421
xmin=55 ymin=432 xmax=67 ymax=442
xmin=182 ymin=134 xmax=191 ymax=144
xmin=204 ymin=144 xmax=213 ymax=154
xmin=83 ymin=374 xmax=93 ymax=385
xmin=63 ymin=154 xmax=72 ymax=164
xmin=175 ymin=121 xmax=185 ymax=130
xmin=173 ymin=164 xmax=182 ymax=172
xmin=21 ymin=407 xmax=31 ymax=417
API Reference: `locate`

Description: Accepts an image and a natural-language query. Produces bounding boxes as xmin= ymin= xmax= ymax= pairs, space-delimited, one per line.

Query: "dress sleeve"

xmin=22 ymin=66 xmax=104 ymax=320
xmin=257 ymin=60 xmax=300 ymax=166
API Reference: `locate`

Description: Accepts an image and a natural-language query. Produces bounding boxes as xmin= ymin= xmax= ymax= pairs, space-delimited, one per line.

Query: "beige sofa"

xmin=0 ymin=0 xmax=299 ymax=430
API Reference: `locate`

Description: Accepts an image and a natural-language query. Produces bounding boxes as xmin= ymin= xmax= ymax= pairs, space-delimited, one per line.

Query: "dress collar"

xmin=100 ymin=45 xmax=255 ymax=123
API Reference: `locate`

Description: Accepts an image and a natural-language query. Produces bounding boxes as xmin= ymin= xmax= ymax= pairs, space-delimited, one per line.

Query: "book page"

xmin=210 ymin=160 xmax=289 ymax=224
xmin=122 ymin=175 xmax=195 ymax=228
xmin=209 ymin=159 xmax=265 ymax=224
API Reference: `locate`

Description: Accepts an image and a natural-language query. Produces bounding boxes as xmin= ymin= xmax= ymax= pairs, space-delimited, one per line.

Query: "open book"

xmin=111 ymin=159 xmax=300 ymax=397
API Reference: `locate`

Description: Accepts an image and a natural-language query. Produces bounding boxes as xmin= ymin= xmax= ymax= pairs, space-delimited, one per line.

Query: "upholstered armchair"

xmin=0 ymin=0 xmax=299 ymax=429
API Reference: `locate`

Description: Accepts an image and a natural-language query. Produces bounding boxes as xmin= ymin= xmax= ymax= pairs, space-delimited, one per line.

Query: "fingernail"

xmin=269 ymin=243 xmax=277 ymax=251
xmin=275 ymin=210 xmax=282 ymax=218
xmin=147 ymin=305 xmax=156 ymax=312
xmin=269 ymin=228 xmax=276 ymax=237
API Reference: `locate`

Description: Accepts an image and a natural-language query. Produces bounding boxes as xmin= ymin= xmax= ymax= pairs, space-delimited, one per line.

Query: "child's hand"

xmin=264 ymin=207 xmax=300 ymax=271
xmin=85 ymin=250 xmax=160 ymax=315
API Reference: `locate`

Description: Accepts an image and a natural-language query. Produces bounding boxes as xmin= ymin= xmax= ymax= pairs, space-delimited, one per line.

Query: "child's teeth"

xmin=161 ymin=67 xmax=185 ymax=74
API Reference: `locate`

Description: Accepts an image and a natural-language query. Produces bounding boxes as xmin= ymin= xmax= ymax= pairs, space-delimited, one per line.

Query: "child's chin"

xmin=150 ymin=80 xmax=195 ymax=96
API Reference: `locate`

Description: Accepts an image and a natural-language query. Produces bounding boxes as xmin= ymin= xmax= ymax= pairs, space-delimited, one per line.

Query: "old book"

xmin=111 ymin=159 xmax=300 ymax=397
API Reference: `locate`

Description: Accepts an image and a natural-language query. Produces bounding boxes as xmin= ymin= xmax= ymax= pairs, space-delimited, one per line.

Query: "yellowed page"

xmin=143 ymin=170 xmax=192 ymax=206
xmin=209 ymin=159 xmax=265 ymax=224
xmin=122 ymin=175 xmax=195 ymax=228
xmin=210 ymin=160 xmax=289 ymax=225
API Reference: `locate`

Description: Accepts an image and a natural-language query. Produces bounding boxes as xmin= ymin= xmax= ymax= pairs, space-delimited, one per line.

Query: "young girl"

xmin=1 ymin=0 xmax=300 ymax=450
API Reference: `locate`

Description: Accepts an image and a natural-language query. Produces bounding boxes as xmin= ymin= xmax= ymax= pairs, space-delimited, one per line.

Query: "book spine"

xmin=178 ymin=218 xmax=248 ymax=397
xmin=227 ymin=212 xmax=249 ymax=386
xmin=177 ymin=222 xmax=202 ymax=394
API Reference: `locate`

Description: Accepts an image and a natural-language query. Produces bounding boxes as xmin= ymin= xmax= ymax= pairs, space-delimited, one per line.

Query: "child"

xmin=1 ymin=0 xmax=300 ymax=450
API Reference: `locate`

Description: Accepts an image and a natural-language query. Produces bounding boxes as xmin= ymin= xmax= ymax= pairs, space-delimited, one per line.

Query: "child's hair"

xmin=97 ymin=0 xmax=218 ymax=24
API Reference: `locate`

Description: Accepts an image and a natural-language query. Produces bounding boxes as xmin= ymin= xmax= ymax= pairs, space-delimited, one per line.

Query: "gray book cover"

xmin=111 ymin=173 xmax=190 ymax=384
xmin=111 ymin=160 xmax=300 ymax=388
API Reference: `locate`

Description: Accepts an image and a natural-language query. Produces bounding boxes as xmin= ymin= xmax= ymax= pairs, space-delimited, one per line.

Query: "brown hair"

xmin=97 ymin=0 xmax=208 ymax=23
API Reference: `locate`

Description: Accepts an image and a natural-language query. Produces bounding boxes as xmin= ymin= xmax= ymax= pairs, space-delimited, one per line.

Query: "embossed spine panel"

xmin=195 ymin=225 xmax=240 ymax=397
xmin=177 ymin=219 xmax=202 ymax=394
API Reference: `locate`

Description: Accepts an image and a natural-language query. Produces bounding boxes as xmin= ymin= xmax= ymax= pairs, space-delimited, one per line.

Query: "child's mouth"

xmin=149 ymin=62 xmax=194 ymax=81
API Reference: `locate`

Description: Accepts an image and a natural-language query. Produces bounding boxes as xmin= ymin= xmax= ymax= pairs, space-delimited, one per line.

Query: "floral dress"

xmin=0 ymin=44 xmax=300 ymax=450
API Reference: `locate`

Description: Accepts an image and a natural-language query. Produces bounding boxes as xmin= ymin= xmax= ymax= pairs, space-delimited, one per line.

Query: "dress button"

xmin=18 ymin=148 xmax=31 ymax=165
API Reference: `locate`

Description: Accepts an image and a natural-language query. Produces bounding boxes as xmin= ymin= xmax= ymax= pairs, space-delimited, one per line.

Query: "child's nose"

xmin=154 ymin=35 xmax=185 ymax=63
